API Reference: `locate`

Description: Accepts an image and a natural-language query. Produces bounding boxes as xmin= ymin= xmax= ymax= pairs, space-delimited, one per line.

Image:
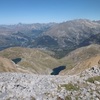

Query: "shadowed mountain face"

xmin=79 ymin=33 xmax=100 ymax=47
xmin=33 ymin=35 xmax=58 ymax=48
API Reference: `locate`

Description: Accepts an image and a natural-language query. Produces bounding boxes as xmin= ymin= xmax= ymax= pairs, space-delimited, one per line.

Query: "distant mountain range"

xmin=0 ymin=19 xmax=100 ymax=58
xmin=0 ymin=23 xmax=56 ymax=50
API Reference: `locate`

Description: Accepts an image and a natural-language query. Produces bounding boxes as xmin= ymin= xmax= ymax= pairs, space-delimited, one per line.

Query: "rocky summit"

xmin=0 ymin=65 xmax=99 ymax=100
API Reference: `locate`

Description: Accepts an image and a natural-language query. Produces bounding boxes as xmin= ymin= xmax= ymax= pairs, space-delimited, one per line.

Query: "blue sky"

xmin=0 ymin=0 xmax=100 ymax=24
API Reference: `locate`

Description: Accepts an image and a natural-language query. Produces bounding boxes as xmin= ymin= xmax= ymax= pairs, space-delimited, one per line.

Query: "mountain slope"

xmin=60 ymin=44 xmax=100 ymax=75
xmin=0 ymin=23 xmax=55 ymax=50
xmin=0 ymin=56 xmax=18 ymax=72
xmin=33 ymin=19 xmax=100 ymax=58
xmin=0 ymin=44 xmax=100 ymax=75
xmin=79 ymin=33 xmax=100 ymax=47
xmin=0 ymin=19 xmax=100 ymax=57
xmin=0 ymin=47 xmax=61 ymax=74
xmin=0 ymin=19 xmax=100 ymax=58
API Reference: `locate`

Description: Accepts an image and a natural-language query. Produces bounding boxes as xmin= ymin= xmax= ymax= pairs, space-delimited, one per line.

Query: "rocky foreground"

xmin=0 ymin=66 xmax=100 ymax=100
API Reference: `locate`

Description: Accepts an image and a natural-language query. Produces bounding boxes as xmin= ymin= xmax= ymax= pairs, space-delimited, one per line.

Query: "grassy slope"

xmin=0 ymin=44 xmax=100 ymax=75
xmin=60 ymin=44 xmax=100 ymax=75
xmin=0 ymin=56 xmax=18 ymax=72
xmin=0 ymin=47 xmax=61 ymax=74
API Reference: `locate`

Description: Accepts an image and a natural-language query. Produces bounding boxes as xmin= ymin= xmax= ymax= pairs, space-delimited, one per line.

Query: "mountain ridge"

xmin=0 ymin=44 xmax=100 ymax=75
xmin=0 ymin=47 xmax=61 ymax=74
xmin=0 ymin=19 xmax=100 ymax=67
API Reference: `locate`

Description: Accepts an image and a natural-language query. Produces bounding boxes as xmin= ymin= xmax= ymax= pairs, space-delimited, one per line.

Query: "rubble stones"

xmin=0 ymin=66 xmax=99 ymax=100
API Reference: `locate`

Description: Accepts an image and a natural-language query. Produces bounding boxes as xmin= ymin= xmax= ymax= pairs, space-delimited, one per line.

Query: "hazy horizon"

xmin=0 ymin=0 xmax=100 ymax=24
xmin=0 ymin=18 xmax=100 ymax=25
